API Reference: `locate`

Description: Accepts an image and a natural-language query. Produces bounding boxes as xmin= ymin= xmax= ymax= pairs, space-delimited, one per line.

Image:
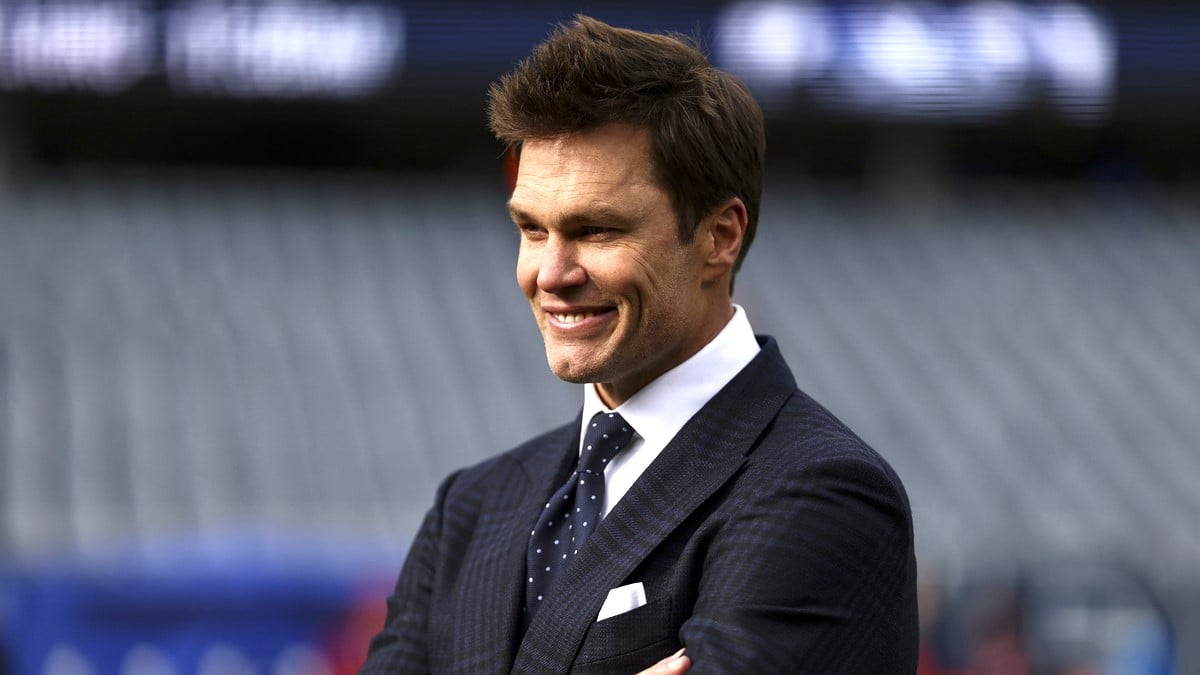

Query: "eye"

xmin=517 ymin=221 xmax=547 ymax=239
xmin=580 ymin=226 xmax=616 ymax=239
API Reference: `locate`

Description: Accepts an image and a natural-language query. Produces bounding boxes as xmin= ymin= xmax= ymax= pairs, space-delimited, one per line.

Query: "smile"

xmin=544 ymin=307 xmax=615 ymax=329
xmin=552 ymin=312 xmax=599 ymax=324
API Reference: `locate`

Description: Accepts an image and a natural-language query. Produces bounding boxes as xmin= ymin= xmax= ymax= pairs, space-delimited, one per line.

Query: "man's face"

xmin=509 ymin=124 xmax=726 ymax=407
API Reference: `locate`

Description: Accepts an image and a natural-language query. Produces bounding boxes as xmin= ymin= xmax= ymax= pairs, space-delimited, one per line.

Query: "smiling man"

xmin=361 ymin=16 xmax=918 ymax=675
xmin=509 ymin=124 xmax=736 ymax=407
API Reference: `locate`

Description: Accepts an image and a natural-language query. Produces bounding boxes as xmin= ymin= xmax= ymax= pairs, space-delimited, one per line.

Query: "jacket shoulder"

xmin=438 ymin=419 xmax=577 ymax=503
xmin=766 ymin=387 xmax=903 ymax=482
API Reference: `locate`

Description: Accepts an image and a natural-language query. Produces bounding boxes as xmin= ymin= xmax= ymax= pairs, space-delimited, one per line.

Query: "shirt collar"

xmin=580 ymin=304 xmax=760 ymax=454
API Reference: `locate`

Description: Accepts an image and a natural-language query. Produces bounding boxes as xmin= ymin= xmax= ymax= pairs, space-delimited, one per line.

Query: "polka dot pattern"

xmin=524 ymin=412 xmax=634 ymax=623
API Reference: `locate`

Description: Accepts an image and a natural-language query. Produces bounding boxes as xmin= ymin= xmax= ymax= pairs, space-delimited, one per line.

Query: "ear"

xmin=699 ymin=197 xmax=748 ymax=285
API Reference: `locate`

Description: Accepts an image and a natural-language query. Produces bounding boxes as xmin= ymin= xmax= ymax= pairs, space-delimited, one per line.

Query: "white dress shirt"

xmin=579 ymin=305 xmax=761 ymax=517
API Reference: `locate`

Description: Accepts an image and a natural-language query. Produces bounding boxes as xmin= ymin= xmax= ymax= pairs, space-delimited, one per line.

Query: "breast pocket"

xmin=575 ymin=595 xmax=676 ymax=668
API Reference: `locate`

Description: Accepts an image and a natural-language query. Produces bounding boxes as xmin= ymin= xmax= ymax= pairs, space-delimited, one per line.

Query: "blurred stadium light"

xmin=164 ymin=0 xmax=404 ymax=99
xmin=0 ymin=0 xmax=1143 ymax=121
xmin=713 ymin=1 xmax=833 ymax=99
xmin=715 ymin=0 xmax=1115 ymax=122
xmin=0 ymin=0 xmax=155 ymax=94
xmin=0 ymin=0 xmax=405 ymax=99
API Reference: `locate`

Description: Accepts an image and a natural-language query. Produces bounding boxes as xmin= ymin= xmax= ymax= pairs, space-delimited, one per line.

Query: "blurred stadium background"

xmin=0 ymin=0 xmax=1197 ymax=673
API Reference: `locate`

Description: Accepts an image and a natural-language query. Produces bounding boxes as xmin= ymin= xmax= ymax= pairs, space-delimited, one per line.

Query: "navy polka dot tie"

xmin=524 ymin=411 xmax=635 ymax=625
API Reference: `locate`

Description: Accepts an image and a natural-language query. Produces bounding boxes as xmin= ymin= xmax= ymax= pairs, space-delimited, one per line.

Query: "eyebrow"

xmin=506 ymin=203 xmax=531 ymax=223
xmin=507 ymin=202 xmax=638 ymax=228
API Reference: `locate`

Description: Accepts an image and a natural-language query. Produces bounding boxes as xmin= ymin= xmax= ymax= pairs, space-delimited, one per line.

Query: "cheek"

xmin=634 ymin=249 xmax=689 ymax=301
xmin=643 ymin=255 xmax=699 ymax=328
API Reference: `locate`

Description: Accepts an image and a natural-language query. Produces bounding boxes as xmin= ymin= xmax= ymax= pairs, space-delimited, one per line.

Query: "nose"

xmin=536 ymin=236 xmax=587 ymax=293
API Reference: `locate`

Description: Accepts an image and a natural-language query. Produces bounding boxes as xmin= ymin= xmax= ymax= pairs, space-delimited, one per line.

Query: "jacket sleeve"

xmin=681 ymin=454 xmax=919 ymax=674
xmin=359 ymin=470 xmax=462 ymax=674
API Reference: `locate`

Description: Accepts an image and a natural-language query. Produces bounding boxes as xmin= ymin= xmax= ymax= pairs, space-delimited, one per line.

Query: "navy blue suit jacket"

xmin=362 ymin=337 xmax=918 ymax=673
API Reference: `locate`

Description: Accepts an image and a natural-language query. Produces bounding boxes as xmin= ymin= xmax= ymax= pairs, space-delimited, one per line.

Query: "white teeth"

xmin=553 ymin=312 xmax=596 ymax=324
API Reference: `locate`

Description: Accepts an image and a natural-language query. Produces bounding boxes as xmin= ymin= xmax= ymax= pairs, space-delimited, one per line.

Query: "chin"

xmin=547 ymin=363 xmax=593 ymax=385
xmin=545 ymin=351 xmax=603 ymax=385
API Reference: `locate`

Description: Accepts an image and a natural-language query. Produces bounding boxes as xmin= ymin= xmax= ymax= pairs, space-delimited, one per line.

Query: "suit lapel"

xmin=451 ymin=420 xmax=579 ymax=673
xmin=513 ymin=339 xmax=796 ymax=673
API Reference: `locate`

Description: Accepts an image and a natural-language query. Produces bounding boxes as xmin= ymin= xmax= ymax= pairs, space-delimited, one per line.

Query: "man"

xmin=362 ymin=16 xmax=917 ymax=674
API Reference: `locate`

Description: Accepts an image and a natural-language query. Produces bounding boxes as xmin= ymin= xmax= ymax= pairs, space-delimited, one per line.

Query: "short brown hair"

xmin=487 ymin=15 xmax=765 ymax=284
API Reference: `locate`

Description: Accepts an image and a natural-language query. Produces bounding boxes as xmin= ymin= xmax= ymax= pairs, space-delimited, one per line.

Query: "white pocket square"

xmin=597 ymin=581 xmax=647 ymax=621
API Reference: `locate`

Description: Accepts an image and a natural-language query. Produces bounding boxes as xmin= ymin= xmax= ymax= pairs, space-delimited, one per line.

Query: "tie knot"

xmin=579 ymin=412 xmax=634 ymax=475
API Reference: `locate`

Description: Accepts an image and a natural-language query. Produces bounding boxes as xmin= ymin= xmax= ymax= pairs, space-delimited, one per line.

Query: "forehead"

xmin=508 ymin=125 xmax=664 ymax=219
